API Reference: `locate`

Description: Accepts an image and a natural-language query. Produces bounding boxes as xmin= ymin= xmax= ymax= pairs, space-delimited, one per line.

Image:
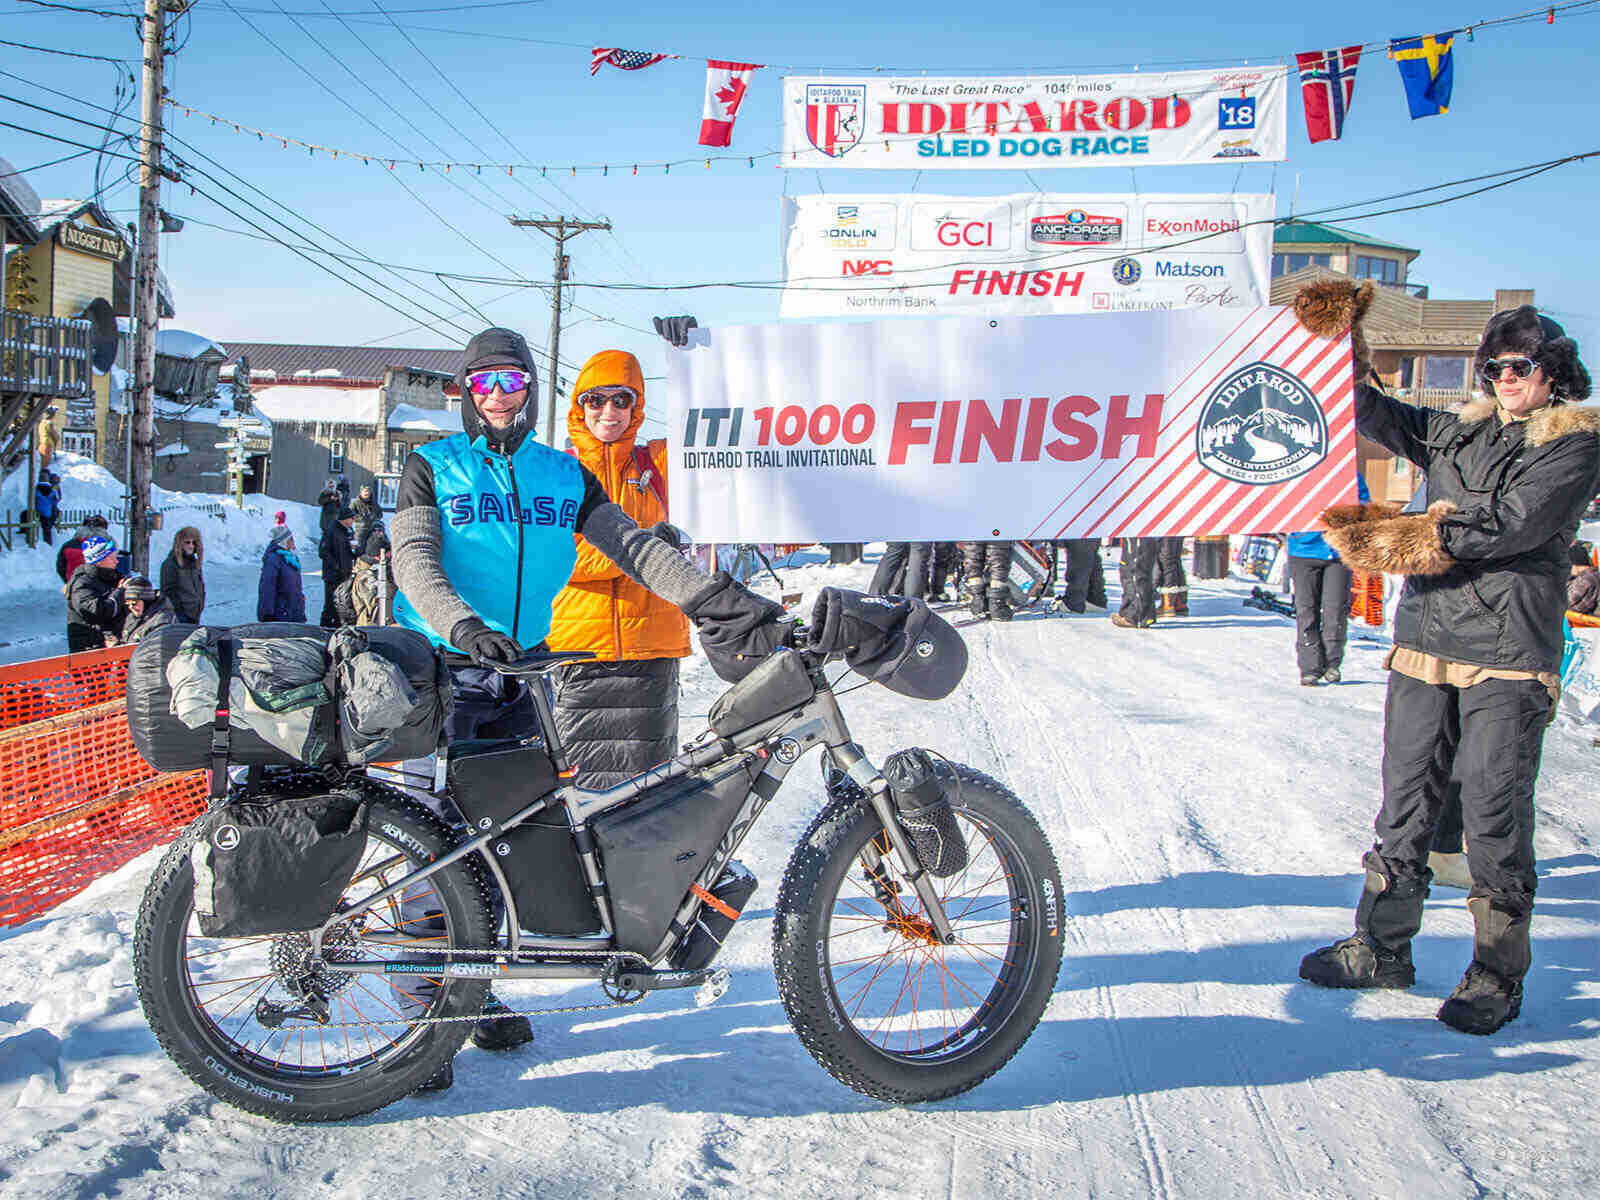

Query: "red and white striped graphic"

xmin=1025 ymin=308 xmax=1358 ymax=539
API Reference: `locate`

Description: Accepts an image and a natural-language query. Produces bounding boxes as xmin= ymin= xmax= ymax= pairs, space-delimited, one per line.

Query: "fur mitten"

xmin=1293 ymin=279 xmax=1376 ymax=383
xmin=1324 ymin=501 xmax=1458 ymax=576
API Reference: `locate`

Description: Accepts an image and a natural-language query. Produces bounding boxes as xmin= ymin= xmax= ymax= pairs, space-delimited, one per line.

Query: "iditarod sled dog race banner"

xmin=665 ymin=307 xmax=1358 ymax=542
xmin=781 ymin=67 xmax=1289 ymax=170
xmin=778 ymin=192 xmax=1274 ymax=319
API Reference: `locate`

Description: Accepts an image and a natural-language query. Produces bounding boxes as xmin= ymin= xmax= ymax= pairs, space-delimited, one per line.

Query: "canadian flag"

xmin=699 ymin=60 xmax=761 ymax=147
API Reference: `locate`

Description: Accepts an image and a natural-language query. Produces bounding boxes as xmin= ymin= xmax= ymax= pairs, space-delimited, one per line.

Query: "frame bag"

xmin=189 ymin=790 xmax=368 ymax=938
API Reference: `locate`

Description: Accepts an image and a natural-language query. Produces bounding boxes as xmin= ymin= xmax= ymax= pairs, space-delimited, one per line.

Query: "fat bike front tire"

xmin=772 ymin=763 xmax=1063 ymax=1103
xmin=133 ymin=787 xmax=495 ymax=1122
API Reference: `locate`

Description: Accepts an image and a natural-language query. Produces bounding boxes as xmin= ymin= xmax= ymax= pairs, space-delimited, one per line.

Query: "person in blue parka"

xmin=1286 ymin=473 xmax=1370 ymax=685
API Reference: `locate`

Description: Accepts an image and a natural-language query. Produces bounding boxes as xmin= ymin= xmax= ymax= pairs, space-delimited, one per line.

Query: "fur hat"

xmin=1293 ymin=279 xmax=1376 ymax=380
xmin=1474 ymin=306 xmax=1591 ymax=403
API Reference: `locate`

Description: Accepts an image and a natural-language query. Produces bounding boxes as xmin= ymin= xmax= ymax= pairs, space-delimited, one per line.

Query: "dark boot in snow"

xmin=471 ymin=991 xmax=534 ymax=1050
xmin=965 ymin=577 xmax=988 ymax=620
xmin=1437 ymin=897 xmax=1530 ymax=1035
xmin=987 ymin=585 xmax=1013 ymax=622
xmin=1300 ymin=854 xmax=1426 ymax=989
xmin=416 ymin=1059 xmax=453 ymax=1093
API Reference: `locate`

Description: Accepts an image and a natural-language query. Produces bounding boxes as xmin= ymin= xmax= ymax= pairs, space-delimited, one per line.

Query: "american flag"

xmin=1295 ymin=47 xmax=1362 ymax=143
xmin=590 ymin=48 xmax=672 ymax=76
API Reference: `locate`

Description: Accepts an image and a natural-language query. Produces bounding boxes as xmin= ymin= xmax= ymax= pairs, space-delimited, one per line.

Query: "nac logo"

xmin=1196 ymin=363 xmax=1327 ymax=486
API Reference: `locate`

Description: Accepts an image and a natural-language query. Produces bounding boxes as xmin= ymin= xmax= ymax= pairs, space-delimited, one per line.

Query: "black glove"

xmin=646 ymin=521 xmax=689 ymax=550
xmin=449 ymin=617 xmax=522 ymax=666
xmin=683 ymin=571 xmax=793 ymax=683
xmin=653 ymin=315 xmax=698 ymax=348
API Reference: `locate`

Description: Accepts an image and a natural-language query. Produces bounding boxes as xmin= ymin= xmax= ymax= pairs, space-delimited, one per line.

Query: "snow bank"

xmin=0 ymin=452 xmax=324 ymax=595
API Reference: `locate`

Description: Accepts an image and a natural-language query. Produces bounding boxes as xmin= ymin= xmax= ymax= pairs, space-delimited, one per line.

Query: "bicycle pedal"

xmin=695 ymin=968 xmax=731 ymax=1008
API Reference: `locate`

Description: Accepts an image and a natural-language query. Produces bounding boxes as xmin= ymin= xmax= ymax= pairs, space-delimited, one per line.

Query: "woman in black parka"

xmin=1294 ymin=286 xmax=1599 ymax=1035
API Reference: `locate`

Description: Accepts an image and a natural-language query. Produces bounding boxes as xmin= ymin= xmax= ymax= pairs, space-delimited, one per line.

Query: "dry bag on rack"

xmin=189 ymin=789 xmax=368 ymax=938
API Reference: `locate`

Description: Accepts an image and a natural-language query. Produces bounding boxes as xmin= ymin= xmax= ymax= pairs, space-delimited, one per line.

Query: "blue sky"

xmin=4 ymin=0 xmax=1598 ymax=435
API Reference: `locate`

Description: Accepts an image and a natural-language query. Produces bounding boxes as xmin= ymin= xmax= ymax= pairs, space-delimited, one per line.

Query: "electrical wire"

xmin=0 ymin=147 xmax=97 ymax=174
xmin=0 ymin=35 xmax=133 ymax=61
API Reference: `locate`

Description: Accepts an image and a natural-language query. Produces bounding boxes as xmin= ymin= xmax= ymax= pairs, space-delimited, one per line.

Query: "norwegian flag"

xmin=590 ymin=48 xmax=671 ymax=76
xmin=1295 ymin=47 xmax=1362 ymax=143
xmin=699 ymin=60 xmax=761 ymax=147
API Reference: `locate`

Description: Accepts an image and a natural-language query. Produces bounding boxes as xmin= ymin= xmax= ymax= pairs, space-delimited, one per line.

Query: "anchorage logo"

xmin=1030 ymin=209 xmax=1123 ymax=246
xmin=1111 ymin=257 xmax=1141 ymax=286
xmin=1196 ymin=363 xmax=1327 ymax=485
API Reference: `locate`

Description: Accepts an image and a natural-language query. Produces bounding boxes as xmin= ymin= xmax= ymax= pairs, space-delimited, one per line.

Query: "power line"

xmin=0 ymin=34 xmax=133 ymax=62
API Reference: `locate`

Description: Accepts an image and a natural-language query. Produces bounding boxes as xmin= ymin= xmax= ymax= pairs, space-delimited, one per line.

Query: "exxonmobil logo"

xmin=842 ymin=260 xmax=893 ymax=276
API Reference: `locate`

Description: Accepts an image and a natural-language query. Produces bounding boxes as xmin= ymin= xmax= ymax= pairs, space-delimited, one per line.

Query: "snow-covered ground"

xmin=1 ymin=539 xmax=1597 ymax=1199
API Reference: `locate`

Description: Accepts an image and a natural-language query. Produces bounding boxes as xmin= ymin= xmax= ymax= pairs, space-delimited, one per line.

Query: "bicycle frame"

xmin=313 ymin=652 xmax=957 ymax=982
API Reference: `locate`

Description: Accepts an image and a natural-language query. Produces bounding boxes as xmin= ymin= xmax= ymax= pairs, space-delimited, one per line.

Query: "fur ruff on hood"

xmin=1323 ymin=501 xmax=1458 ymax=577
xmin=1452 ymin=396 xmax=1600 ymax=448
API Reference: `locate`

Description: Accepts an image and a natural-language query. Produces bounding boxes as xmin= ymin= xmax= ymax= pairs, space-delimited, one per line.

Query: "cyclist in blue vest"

xmin=390 ymin=326 xmax=790 ymax=1091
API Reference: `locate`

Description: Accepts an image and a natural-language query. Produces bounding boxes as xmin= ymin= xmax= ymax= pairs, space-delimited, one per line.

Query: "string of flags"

xmin=165 ymin=1 xmax=1594 ymax=177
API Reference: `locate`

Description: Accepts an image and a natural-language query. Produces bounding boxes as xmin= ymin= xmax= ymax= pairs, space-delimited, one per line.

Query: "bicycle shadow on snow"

xmin=360 ymin=920 xmax=1595 ymax=1125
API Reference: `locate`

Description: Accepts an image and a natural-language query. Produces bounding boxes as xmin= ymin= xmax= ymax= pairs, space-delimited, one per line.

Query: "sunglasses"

xmin=581 ymin=388 xmax=636 ymax=411
xmin=465 ymin=368 xmax=531 ymax=397
xmin=1481 ymin=356 xmax=1538 ymax=383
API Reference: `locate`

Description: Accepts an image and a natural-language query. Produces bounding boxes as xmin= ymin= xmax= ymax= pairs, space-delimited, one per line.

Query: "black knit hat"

xmin=1574 ymin=540 xmax=1596 ymax=567
xmin=123 ymin=575 xmax=158 ymax=600
xmin=1476 ymin=306 xmax=1592 ymax=402
xmin=458 ymin=326 xmax=540 ymax=451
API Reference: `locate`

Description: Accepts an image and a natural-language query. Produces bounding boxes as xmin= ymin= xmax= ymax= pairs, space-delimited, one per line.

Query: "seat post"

xmin=527 ymin=674 xmax=572 ymax=772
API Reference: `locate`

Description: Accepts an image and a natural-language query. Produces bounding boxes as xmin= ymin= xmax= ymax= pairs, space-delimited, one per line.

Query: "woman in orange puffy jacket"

xmin=546 ymin=349 xmax=692 ymax=786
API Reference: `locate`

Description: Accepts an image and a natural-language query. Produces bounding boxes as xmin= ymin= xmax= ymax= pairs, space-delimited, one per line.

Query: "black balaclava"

xmin=457 ymin=327 xmax=541 ymax=453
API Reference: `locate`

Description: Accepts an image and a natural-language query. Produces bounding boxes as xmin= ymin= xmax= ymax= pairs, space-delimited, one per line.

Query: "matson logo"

xmin=1153 ymin=261 xmax=1225 ymax=278
xmin=841 ymin=260 xmax=892 ymax=276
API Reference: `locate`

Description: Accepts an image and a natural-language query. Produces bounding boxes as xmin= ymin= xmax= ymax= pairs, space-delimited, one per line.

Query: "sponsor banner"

xmin=665 ymin=308 xmax=1357 ymax=542
xmin=779 ymin=193 xmax=1273 ymax=320
xmin=782 ymin=68 xmax=1288 ymax=169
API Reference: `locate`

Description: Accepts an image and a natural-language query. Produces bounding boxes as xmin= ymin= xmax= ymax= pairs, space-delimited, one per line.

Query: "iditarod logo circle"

xmin=1195 ymin=363 xmax=1328 ymax=485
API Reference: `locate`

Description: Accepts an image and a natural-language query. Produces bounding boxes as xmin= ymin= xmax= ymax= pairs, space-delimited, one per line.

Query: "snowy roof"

xmin=219 ymin=341 xmax=463 ymax=382
xmin=388 ymin=403 xmax=458 ymax=433
xmin=156 ymin=442 xmax=190 ymax=457
xmin=252 ymin=384 xmax=380 ymax=426
xmin=0 ymin=156 xmax=42 ymax=245
xmin=155 ymin=329 xmax=228 ymax=361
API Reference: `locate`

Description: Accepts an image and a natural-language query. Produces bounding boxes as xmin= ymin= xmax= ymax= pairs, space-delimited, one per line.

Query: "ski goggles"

xmin=1481 ymin=356 xmax=1538 ymax=382
xmin=465 ymin=368 xmax=532 ymax=396
xmin=580 ymin=387 xmax=637 ymax=411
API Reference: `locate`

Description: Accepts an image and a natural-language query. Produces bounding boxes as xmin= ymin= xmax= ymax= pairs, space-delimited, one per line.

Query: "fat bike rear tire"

xmin=133 ymin=785 xmax=495 ymax=1122
xmin=772 ymin=763 xmax=1063 ymax=1103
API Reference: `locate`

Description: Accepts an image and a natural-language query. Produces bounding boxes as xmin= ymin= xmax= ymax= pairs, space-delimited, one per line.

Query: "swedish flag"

xmin=1391 ymin=32 xmax=1457 ymax=119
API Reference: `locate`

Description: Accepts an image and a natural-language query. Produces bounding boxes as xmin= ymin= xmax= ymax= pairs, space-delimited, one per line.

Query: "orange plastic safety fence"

xmin=0 ymin=646 xmax=206 ymax=928
xmin=1348 ymin=570 xmax=1385 ymax=627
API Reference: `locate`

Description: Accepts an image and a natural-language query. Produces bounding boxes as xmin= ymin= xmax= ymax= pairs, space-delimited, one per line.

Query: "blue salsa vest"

xmin=393 ymin=432 xmax=584 ymax=649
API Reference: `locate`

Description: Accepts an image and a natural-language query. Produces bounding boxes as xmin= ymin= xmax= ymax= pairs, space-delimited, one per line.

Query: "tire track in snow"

xmin=978 ymin=620 xmax=1316 ymax=1198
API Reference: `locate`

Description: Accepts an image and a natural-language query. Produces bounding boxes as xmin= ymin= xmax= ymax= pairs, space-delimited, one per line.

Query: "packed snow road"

xmin=1 ymin=550 xmax=1596 ymax=1198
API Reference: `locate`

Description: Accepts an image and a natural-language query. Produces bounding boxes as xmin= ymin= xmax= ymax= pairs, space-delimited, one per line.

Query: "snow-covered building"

xmin=250 ymin=366 xmax=459 ymax=504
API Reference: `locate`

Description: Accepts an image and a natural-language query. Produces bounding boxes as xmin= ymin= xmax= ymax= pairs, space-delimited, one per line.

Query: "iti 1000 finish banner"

xmin=778 ymin=192 xmax=1273 ymax=319
xmin=782 ymin=67 xmax=1288 ymax=169
xmin=664 ymin=308 xmax=1357 ymax=543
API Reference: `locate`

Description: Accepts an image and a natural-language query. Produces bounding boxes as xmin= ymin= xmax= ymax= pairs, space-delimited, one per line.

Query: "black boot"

xmin=1300 ymin=853 xmax=1427 ymax=989
xmin=471 ymin=991 xmax=534 ymax=1050
xmin=987 ymin=584 xmax=1013 ymax=622
xmin=1437 ymin=897 xmax=1530 ymax=1035
xmin=965 ymin=577 xmax=988 ymax=620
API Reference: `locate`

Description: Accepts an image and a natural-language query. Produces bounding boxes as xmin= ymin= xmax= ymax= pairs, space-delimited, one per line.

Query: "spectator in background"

xmin=1155 ymin=536 xmax=1188 ymax=617
xmin=1288 ymin=474 xmax=1370 ymax=685
xmin=869 ymin=542 xmax=914 ymax=597
xmin=319 ymin=507 xmax=356 ymax=628
xmin=34 ymin=471 xmax=61 ymax=545
xmin=114 ymin=576 xmax=173 ymax=644
xmin=56 ymin=514 xmax=108 ymax=583
xmin=352 ymin=482 xmax=383 ymax=552
xmin=1055 ymin=538 xmax=1107 ymax=613
xmin=1570 ymin=540 xmax=1598 ymax=615
xmin=1111 ymin=538 xmax=1161 ymax=628
xmin=961 ymin=540 xmax=1016 ymax=621
xmin=929 ymin=541 xmax=959 ymax=602
xmin=65 ymin=534 xmax=125 ymax=651
xmin=160 ymin=527 xmax=206 ymax=624
xmin=257 ymin=525 xmax=307 ymax=623
xmin=343 ymin=528 xmax=394 ymax=626
xmin=336 ymin=475 xmax=351 ymax=507
xmin=273 ymin=509 xmax=287 ymax=527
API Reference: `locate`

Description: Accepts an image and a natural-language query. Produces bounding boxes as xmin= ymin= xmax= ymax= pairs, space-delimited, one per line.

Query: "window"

xmin=61 ymin=431 xmax=96 ymax=457
xmin=329 ymin=439 xmax=345 ymax=473
xmin=388 ymin=441 xmax=408 ymax=473
xmin=1270 ymin=252 xmax=1331 ymax=277
xmin=1397 ymin=357 xmax=1416 ymax=392
xmin=1354 ymin=255 xmax=1401 ymax=284
xmin=1424 ymin=356 xmax=1469 ymax=390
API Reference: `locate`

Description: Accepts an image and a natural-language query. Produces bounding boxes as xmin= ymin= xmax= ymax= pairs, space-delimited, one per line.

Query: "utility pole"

xmin=129 ymin=0 xmax=171 ymax=573
xmin=508 ymin=215 xmax=611 ymax=446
